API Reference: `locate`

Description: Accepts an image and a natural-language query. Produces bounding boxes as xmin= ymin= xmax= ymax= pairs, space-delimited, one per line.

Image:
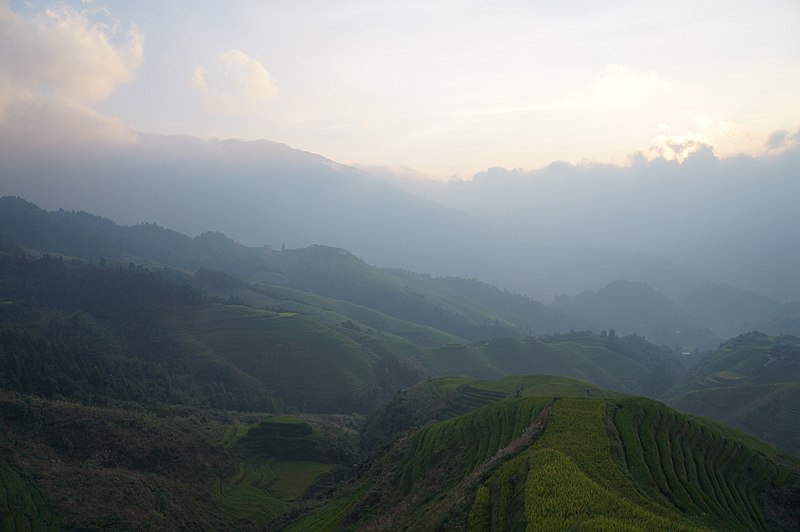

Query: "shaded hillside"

xmin=760 ymin=302 xmax=800 ymax=337
xmin=0 ymin=252 xmax=686 ymax=416
xmin=553 ymin=279 xmax=721 ymax=351
xmin=0 ymin=392 xmax=359 ymax=530
xmin=0 ymin=253 xmax=421 ymax=414
xmin=288 ymin=382 xmax=800 ymax=531
xmin=362 ymin=375 xmax=622 ymax=451
xmin=406 ymin=332 xmax=684 ymax=401
xmin=478 ymin=332 xmax=680 ymax=396
xmin=0 ymin=196 xmax=573 ymax=342
xmin=664 ymin=332 xmax=800 ymax=456
xmin=676 ymin=283 xmax=784 ymax=339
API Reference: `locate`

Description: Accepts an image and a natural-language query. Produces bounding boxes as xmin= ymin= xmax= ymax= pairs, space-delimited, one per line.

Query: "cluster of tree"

xmin=0 ymin=254 xmax=276 ymax=411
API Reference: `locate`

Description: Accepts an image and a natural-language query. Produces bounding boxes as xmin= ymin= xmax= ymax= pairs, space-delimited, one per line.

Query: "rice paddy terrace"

xmin=291 ymin=379 xmax=800 ymax=531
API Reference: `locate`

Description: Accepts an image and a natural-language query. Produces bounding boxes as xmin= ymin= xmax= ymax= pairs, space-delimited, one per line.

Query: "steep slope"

xmin=664 ymin=332 xmax=800 ymax=456
xmin=289 ymin=382 xmax=800 ymax=531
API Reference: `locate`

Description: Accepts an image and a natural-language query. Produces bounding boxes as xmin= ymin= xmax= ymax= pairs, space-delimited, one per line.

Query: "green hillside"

xmin=362 ymin=375 xmax=621 ymax=449
xmin=3 ymin=197 xmax=800 ymax=530
xmin=410 ymin=332 xmax=683 ymax=398
xmin=0 ymin=391 xmax=358 ymax=530
xmin=164 ymin=305 xmax=386 ymax=413
xmin=664 ymin=332 xmax=800 ymax=455
xmin=0 ymin=196 xmax=574 ymax=342
xmin=0 ymin=245 xmax=689 ymax=416
xmin=291 ymin=382 xmax=800 ymax=531
xmin=192 ymin=269 xmax=462 ymax=348
xmin=0 ymin=253 xmax=421 ymax=414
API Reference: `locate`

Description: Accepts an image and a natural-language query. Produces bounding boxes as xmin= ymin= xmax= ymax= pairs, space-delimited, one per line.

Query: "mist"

xmin=1 ymin=132 xmax=799 ymax=303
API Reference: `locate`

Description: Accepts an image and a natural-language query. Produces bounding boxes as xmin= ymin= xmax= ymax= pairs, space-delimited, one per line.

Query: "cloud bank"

xmin=0 ymin=2 xmax=142 ymax=143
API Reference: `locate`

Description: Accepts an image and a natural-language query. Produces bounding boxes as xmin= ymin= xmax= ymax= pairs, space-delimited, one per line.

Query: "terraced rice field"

xmin=292 ymin=390 xmax=798 ymax=530
xmin=611 ymin=398 xmax=784 ymax=531
xmin=212 ymin=421 xmax=336 ymax=527
xmin=169 ymin=305 xmax=379 ymax=411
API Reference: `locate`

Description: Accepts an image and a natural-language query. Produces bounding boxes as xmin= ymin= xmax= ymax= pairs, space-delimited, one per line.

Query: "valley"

xmin=1 ymin=198 xmax=799 ymax=530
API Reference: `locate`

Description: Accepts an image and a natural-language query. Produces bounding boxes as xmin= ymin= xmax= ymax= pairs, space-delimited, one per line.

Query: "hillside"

xmin=0 ymin=253 xmax=422 ymax=414
xmin=553 ymin=279 xmax=721 ymax=351
xmin=664 ymin=332 xmax=800 ymax=456
xmin=289 ymin=379 xmax=800 ymax=530
xmin=2 ymin=197 xmax=800 ymax=530
xmin=675 ymin=283 xmax=785 ymax=339
xmin=0 ymin=250 xmax=687 ymax=417
xmin=0 ymin=391 xmax=360 ymax=530
xmin=0 ymin=196 xmax=573 ymax=342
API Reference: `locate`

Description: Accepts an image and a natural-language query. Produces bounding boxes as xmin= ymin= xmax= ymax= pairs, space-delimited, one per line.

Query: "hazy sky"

xmin=2 ymin=0 xmax=799 ymax=177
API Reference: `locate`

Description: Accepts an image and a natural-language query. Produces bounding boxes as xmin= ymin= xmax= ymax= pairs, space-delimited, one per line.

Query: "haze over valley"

xmin=1 ymin=1 xmax=799 ymax=530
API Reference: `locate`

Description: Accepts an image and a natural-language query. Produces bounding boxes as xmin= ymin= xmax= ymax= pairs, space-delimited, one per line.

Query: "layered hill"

xmin=0 ymin=253 xmax=423 ymax=414
xmin=0 ymin=135 xmax=729 ymax=301
xmin=553 ymin=279 xmax=800 ymax=352
xmin=675 ymin=283 xmax=785 ymax=339
xmin=0 ymin=251 xmax=687 ymax=416
xmin=289 ymin=376 xmax=800 ymax=531
xmin=664 ymin=332 xmax=800 ymax=456
xmin=0 ymin=196 xmax=572 ymax=343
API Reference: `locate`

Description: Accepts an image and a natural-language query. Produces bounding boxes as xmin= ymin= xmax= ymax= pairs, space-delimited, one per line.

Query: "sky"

xmin=1 ymin=0 xmax=799 ymax=178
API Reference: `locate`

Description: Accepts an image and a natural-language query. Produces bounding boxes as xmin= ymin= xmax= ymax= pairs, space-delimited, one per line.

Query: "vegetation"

xmin=0 ymin=391 xmax=356 ymax=530
xmin=292 ymin=385 xmax=800 ymax=531
xmin=0 ymin=253 xmax=421 ymax=414
xmin=2 ymin=197 xmax=800 ymax=529
xmin=0 ymin=458 xmax=58 ymax=531
xmin=664 ymin=332 xmax=800 ymax=456
xmin=0 ymin=196 xmax=574 ymax=343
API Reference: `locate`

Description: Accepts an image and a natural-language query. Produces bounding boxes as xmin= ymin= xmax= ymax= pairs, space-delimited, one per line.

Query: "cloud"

xmin=0 ymin=3 xmax=143 ymax=105
xmin=646 ymin=119 xmax=762 ymax=162
xmin=191 ymin=50 xmax=278 ymax=114
xmin=592 ymin=64 xmax=670 ymax=106
xmin=648 ymin=132 xmax=711 ymax=162
xmin=766 ymin=129 xmax=788 ymax=150
xmin=2 ymin=95 xmax=136 ymax=146
xmin=0 ymin=2 xmax=142 ymax=144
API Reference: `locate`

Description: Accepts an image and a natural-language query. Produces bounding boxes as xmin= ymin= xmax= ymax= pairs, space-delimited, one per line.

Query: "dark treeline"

xmin=0 ymin=254 xmax=276 ymax=411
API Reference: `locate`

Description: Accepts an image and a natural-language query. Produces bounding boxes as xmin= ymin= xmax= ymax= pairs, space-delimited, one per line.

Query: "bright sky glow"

xmin=2 ymin=0 xmax=799 ymax=177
